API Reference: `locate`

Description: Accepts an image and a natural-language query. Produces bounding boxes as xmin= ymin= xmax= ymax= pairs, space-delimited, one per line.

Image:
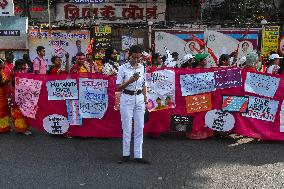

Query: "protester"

xmin=151 ymin=53 xmax=163 ymax=68
xmin=70 ymin=52 xmax=89 ymax=73
xmin=102 ymin=47 xmax=120 ymax=75
xmin=172 ymin=52 xmax=179 ymax=62
xmin=192 ymin=53 xmax=209 ymax=68
xmin=116 ymin=45 xmax=149 ymax=164
xmin=23 ymin=54 xmax=33 ymax=73
xmin=244 ymin=52 xmax=259 ymax=72
xmin=3 ymin=51 xmax=14 ymax=80
xmin=48 ymin=53 xmax=70 ymax=74
xmin=0 ymin=60 xmax=10 ymax=133
xmin=12 ymin=59 xmax=31 ymax=135
xmin=266 ymin=53 xmax=283 ymax=74
xmin=180 ymin=54 xmax=194 ymax=68
xmin=33 ymin=46 xmax=47 ymax=74
xmin=84 ymin=53 xmax=98 ymax=73
xmin=218 ymin=54 xmax=230 ymax=67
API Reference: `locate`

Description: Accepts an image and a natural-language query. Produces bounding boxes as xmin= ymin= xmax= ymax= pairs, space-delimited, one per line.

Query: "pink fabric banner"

xmin=16 ymin=67 xmax=284 ymax=140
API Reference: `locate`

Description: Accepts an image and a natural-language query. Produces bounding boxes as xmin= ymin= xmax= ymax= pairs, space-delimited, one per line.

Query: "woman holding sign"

xmin=116 ymin=45 xmax=149 ymax=164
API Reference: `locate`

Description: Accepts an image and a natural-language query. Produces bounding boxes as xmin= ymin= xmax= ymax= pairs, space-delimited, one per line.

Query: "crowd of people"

xmin=0 ymin=44 xmax=283 ymax=164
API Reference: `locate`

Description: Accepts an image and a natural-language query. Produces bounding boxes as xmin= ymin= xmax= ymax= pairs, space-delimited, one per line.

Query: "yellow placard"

xmin=262 ymin=26 xmax=280 ymax=57
xmin=94 ymin=26 xmax=112 ymax=34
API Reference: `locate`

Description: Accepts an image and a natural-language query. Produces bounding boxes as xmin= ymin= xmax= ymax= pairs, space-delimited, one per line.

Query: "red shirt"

xmin=50 ymin=67 xmax=66 ymax=75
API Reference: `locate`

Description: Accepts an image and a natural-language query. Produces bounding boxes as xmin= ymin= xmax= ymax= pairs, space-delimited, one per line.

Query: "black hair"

xmin=278 ymin=58 xmax=284 ymax=74
xmin=51 ymin=55 xmax=60 ymax=64
xmin=129 ymin=45 xmax=142 ymax=55
xmin=218 ymin=54 xmax=230 ymax=67
xmin=36 ymin=46 xmax=45 ymax=54
xmin=152 ymin=53 xmax=161 ymax=66
xmin=14 ymin=59 xmax=26 ymax=72
xmin=172 ymin=52 xmax=179 ymax=57
xmin=104 ymin=47 xmax=116 ymax=62
xmin=242 ymin=42 xmax=249 ymax=48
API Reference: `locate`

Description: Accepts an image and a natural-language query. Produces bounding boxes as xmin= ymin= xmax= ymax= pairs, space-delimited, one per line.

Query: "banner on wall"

xmin=0 ymin=16 xmax=27 ymax=49
xmin=28 ymin=29 xmax=90 ymax=67
xmin=262 ymin=26 xmax=280 ymax=57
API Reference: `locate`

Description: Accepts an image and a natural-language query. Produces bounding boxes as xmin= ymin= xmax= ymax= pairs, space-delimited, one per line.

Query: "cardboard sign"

xmin=242 ymin=96 xmax=279 ymax=122
xmin=43 ymin=114 xmax=70 ymax=134
xmin=170 ymin=115 xmax=193 ymax=132
xmin=180 ymin=72 xmax=215 ymax=96
xmin=185 ymin=93 xmax=212 ymax=113
xmin=222 ymin=96 xmax=249 ymax=112
xmin=262 ymin=26 xmax=280 ymax=57
xmin=47 ymin=79 xmax=78 ymax=100
xmin=79 ymin=78 xmax=108 ymax=119
xmin=245 ymin=72 xmax=280 ymax=98
xmin=205 ymin=109 xmax=235 ymax=131
xmin=214 ymin=68 xmax=242 ymax=89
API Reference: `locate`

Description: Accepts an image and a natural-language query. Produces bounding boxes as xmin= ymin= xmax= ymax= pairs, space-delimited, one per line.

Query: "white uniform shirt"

xmin=116 ymin=62 xmax=145 ymax=91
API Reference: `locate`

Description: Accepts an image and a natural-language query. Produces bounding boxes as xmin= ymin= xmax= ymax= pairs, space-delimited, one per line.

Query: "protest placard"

xmin=185 ymin=93 xmax=212 ymax=113
xmin=180 ymin=72 xmax=215 ymax=96
xmin=47 ymin=79 xmax=78 ymax=100
xmin=214 ymin=68 xmax=242 ymax=89
xmin=245 ymin=72 xmax=280 ymax=98
xmin=146 ymin=70 xmax=175 ymax=112
xmin=15 ymin=77 xmax=42 ymax=119
xmin=170 ymin=115 xmax=193 ymax=132
xmin=222 ymin=96 xmax=249 ymax=113
xmin=242 ymin=96 xmax=279 ymax=122
xmin=205 ymin=109 xmax=235 ymax=131
xmin=43 ymin=114 xmax=70 ymax=134
xmin=66 ymin=100 xmax=82 ymax=126
xmin=79 ymin=78 xmax=108 ymax=119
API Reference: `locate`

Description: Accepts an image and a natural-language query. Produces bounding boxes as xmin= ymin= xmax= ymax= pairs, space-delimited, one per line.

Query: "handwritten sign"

xmin=43 ymin=114 xmax=69 ymax=134
xmin=66 ymin=100 xmax=82 ymax=126
xmin=214 ymin=68 xmax=242 ymax=89
xmin=180 ymin=72 xmax=215 ymax=96
xmin=79 ymin=78 xmax=108 ymax=119
xmin=15 ymin=77 xmax=42 ymax=119
xmin=146 ymin=70 xmax=175 ymax=112
xmin=94 ymin=26 xmax=111 ymax=50
xmin=262 ymin=26 xmax=280 ymax=57
xmin=185 ymin=93 xmax=212 ymax=113
xmin=222 ymin=96 xmax=249 ymax=112
xmin=245 ymin=72 xmax=280 ymax=98
xmin=47 ymin=79 xmax=78 ymax=100
xmin=205 ymin=110 xmax=235 ymax=131
xmin=170 ymin=115 xmax=193 ymax=132
xmin=242 ymin=96 xmax=279 ymax=122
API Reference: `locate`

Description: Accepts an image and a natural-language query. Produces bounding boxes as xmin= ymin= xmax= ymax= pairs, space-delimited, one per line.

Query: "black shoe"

xmin=117 ymin=156 xmax=130 ymax=164
xmin=134 ymin=158 xmax=150 ymax=164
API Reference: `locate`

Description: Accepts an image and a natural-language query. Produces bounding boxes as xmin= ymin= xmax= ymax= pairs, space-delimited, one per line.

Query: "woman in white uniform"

xmin=116 ymin=45 xmax=149 ymax=164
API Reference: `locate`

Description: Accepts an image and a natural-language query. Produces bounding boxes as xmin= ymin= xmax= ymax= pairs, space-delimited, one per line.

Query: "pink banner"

xmin=16 ymin=67 xmax=284 ymax=140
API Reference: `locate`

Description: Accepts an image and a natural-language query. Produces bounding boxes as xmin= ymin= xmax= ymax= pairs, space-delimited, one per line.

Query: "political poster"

xmin=15 ymin=77 xmax=42 ymax=119
xmin=0 ymin=0 xmax=14 ymax=16
xmin=245 ymin=72 xmax=280 ymax=98
xmin=46 ymin=79 xmax=78 ymax=100
xmin=79 ymin=78 xmax=108 ymax=119
xmin=180 ymin=72 xmax=215 ymax=96
xmin=262 ymin=26 xmax=280 ymax=57
xmin=28 ymin=29 xmax=90 ymax=67
xmin=146 ymin=70 xmax=175 ymax=112
xmin=242 ymin=96 xmax=279 ymax=122
xmin=94 ymin=26 xmax=111 ymax=51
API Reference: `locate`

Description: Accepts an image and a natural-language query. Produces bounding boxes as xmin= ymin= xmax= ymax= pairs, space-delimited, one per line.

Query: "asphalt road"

xmin=1 ymin=130 xmax=284 ymax=189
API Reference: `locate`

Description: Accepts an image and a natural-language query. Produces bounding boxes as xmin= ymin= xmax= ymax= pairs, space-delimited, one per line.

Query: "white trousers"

xmin=120 ymin=93 xmax=145 ymax=158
